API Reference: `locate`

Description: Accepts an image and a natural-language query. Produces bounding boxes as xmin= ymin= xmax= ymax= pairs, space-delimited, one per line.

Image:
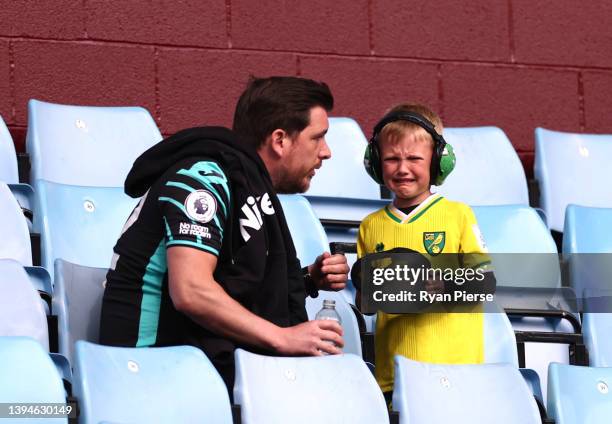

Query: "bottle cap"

xmin=322 ymin=299 xmax=336 ymax=308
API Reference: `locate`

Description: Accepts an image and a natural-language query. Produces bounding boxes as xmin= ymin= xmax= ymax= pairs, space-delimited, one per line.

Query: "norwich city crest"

xmin=423 ymin=232 xmax=445 ymax=256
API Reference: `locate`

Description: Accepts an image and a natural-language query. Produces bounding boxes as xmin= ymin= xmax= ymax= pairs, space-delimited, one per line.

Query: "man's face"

xmin=276 ymin=106 xmax=331 ymax=193
xmin=380 ymin=132 xmax=433 ymax=207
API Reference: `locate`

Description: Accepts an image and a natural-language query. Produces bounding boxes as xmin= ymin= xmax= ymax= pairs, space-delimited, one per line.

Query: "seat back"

xmin=278 ymin=194 xmax=328 ymax=265
xmin=583 ymin=312 xmax=612 ymax=367
xmin=483 ymin=302 xmax=518 ymax=367
xmin=25 ymin=100 xmax=161 ymax=274
xmin=306 ymin=117 xmax=380 ymax=200
xmin=472 ymin=204 xmax=560 ymax=288
xmin=582 ymin=289 xmax=612 ymax=367
xmin=435 ymin=127 xmax=528 ymax=205
xmin=563 ymin=205 xmax=612 ymax=299
xmin=0 ymin=259 xmax=49 ymax=350
xmin=563 ymin=205 xmax=612 ymax=254
xmin=36 ymin=183 xmax=139 ymax=273
xmin=26 ymin=99 xmax=161 ymax=187
xmin=0 ymin=115 xmax=18 ymax=183
xmin=535 ymin=127 xmax=612 ymax=232
xmin=474 ymin=204 xmax=570 ymax=403
xmin=234 ymin=349 xmax=389 ymax=424
xmin=73 ymin=341 xmax=233 ymax=424
xmin=304 ymin=117 xmax=388 ymax=234
xmin=0 ymin=337 xmax=66 ymax=421
xmin=0 ymin=182 xmax=32 ymax=265
xmin=393 ymin=356 xmax=540 ymax=424
xmin=53 ymin=259 xmax=108 ymax=363
xmin=279 ymin=194 xmax=362 ymax=356
xmin=547 ymin=363 xmax=612 ymax=424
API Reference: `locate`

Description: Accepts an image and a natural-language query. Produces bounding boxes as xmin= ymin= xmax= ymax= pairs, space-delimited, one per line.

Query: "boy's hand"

xmin=309 ymin=252 xmax=348 ymax=291
xmin=425 ymin=278 xmax=444 ymax=295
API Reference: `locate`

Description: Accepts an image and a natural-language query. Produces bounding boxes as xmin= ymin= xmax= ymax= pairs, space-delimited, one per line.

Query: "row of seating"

xmin=1 ymin=100 xmax=611 ymax=423
xmin=3 ymin=335 xmax=610 ymax=424
xmin=3 ymin=103 xmax=610 ymax=243
xmin=3 ymin=184 xmax=611 ymax=420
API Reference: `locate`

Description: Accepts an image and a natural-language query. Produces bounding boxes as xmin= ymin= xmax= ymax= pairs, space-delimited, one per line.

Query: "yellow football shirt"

xmin=357 ymin=193 xmax=490 ymax=393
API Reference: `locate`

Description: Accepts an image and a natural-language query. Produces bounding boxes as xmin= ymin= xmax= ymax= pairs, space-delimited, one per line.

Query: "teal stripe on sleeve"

xmin=158 ymin=196 xmax=186 ymax=212
xmin=136 ymin=241 xmax=167 ymax=347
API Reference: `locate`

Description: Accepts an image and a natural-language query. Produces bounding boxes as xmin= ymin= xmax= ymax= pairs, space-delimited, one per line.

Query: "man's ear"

xmin=268 ymin=128 xmax=289 ymax=158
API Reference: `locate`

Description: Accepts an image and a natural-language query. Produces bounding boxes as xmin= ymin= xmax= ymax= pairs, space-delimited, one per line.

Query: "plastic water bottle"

xmin=315 ymin=299 xmax=342 ymax=353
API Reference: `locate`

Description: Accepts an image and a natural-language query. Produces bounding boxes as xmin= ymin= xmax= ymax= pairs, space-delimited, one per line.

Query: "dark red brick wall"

xmin=2 ymin=0 xmax=611 ymax=176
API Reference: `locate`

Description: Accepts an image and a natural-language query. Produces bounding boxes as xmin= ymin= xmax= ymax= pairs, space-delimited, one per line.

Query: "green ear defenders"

xmin=364 ymin=111 xmax=456 ymax=186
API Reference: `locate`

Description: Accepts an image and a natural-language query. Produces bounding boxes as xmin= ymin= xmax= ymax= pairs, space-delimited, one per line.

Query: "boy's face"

xmin=380 ymin=132 xmax=433 ymax=207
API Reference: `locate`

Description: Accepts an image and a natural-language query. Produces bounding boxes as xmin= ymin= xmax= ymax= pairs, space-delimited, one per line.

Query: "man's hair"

xmin=379 ymin=103 xmax=443 ymax=148
xmin=232 ymin=76 xmax=334 ymax=148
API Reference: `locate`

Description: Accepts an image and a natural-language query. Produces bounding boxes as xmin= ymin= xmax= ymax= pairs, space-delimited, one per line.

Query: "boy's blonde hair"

xmin=379 ymin=103 xmax=443 ymax=148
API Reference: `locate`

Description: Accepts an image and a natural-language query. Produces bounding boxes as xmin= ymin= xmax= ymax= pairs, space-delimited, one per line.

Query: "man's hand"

xmin=309 ymin=252 xmax=349 ymax=291
xmin=273 ymin=320 xmax=344 ymax=356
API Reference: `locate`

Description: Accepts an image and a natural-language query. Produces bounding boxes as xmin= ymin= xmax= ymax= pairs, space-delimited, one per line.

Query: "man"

xmin=99 ymin=76 xmax=348 ymax=390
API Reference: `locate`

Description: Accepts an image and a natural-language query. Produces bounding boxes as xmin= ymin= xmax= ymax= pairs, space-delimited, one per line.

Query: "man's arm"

xmin=167 ymin=246 xmax=344 ymax=355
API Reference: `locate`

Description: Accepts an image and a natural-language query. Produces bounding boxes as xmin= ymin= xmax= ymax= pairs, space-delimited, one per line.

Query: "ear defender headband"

xmin=364 ymin=111 xmax=456 ymax=186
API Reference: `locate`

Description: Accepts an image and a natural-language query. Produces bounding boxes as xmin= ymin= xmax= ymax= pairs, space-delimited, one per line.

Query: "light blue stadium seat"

xmin=53 ymin=259 xmax=107 ymax=364
xmin=472 ymin=205 xmax=561 ymax=288
xmin=583 ymin=312 xmax=612 ymax=367
xmin=436 ymin=127 xmax=529 ymax=205
xmin=535 ymin=127 xmax=612 ymax=232
xmin=26 ymin=99 xmax=162 ymax=275
xmin=234 ymin=349 xmax=388 ymax=424
xmin=563 ymin=205 xmax=612 ymax=300
xmin=26 ymin=99 xmax=162 ymax=188
xmin=304 ymin=117 xmax=387 ymax=243
xmin=483 ymin=302 xmax=519 ymax=366
xmin=0 ymin=181 xmax=54 ymax=317
xmin=582 ymin=288 xmax=612 ymax=367
xmin=473 ymin=205 xmax=557 ymax=255
xmin=563 ymin=207 xmax=612 ymax=367
xmin=547 ymin=363 xmax=612 ymax=424
xmin=472 ymin=204 xmax=560 ymax=288
xmin=35 ymin=183 xmax=139 ymax=273
xmin=0 ymin=115 xmax=34 ymax=219
xmin=279 ymin=194 xmax=362 ymax=356
xmin=0 ymin=182 xmax=32 ymax=266
xmin=563 ymin=205 xmax=612 ymax=254
xmin=306 ymin=117 xmax=381 ymax=202
xmin=0 ymin=337 xmax=67 ymax=424
xmin=0 ymin=259 xmax=49 ymax=351
xmin=74 ymin=341 xmax=232 ymax=424
xmin=0 ymin=114 xmax=18 ymax=184
xmin=393 ymin=356 xmax=540 ymax=424
xmin=473 ymin=204 xmax=580 ymax=404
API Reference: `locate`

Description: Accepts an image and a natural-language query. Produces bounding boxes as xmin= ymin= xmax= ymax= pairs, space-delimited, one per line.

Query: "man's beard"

xmin=275 ymin=167 xmax=310 ymax=194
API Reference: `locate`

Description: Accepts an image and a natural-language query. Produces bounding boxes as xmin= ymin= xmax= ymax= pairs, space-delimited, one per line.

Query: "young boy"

xmin=357 ymin=103 xmax=493 ymax=402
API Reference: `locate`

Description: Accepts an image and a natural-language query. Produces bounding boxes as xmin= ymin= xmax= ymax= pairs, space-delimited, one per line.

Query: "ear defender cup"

xmin=364 ymin=111 xmax=456 ymax=186
xmin=364 ymin=140 xmax=384 ymax=185
xmin=434 ymin=142 xmax=456 ymax=186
